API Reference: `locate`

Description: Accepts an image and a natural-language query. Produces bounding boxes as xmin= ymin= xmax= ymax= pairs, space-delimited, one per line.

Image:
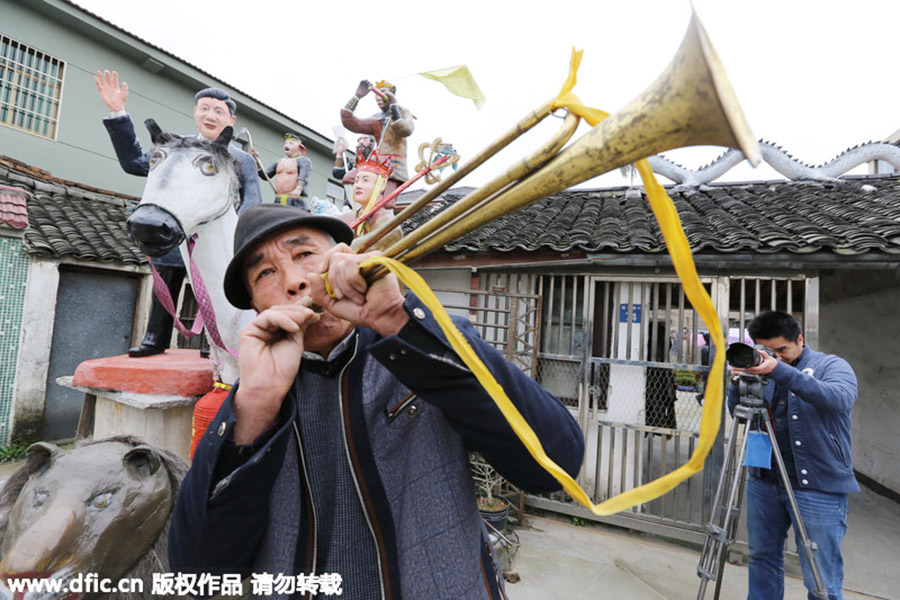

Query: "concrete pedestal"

xmin=57 ymin=350 xmax=214 ymax=461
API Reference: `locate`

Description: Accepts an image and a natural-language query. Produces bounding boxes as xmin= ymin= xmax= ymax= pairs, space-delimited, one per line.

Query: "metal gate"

xmin=442 ymin=269 xmax=817 ymax=543
xmin=429 ymin=286 xmax=541 ymax=377
xmin=485 ymin=271 xmax=817 ymax=545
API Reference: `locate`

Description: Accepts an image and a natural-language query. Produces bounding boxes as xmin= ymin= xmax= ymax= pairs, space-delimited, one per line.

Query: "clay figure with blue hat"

xmin=250 ymin=132 xmax=313 ymax=207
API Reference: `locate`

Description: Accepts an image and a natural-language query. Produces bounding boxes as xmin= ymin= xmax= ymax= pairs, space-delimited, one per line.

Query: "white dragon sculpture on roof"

xmin=648 ymin=141 xmax=900 ymax=188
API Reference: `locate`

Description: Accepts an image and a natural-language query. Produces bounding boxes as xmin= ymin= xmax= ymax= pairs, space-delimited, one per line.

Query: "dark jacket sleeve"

xmin=102 ymin=114 xmax=150 ymax=176
xmin=258 ymin=161 xmax=277 ymax=180
xmin=230 ymin=147 xmax=262 ymax=215
xmin=167 ymin=387 xmax=295 ymax=579
xmin=296 ymin=156 xmax=311 ymax=188
xmin=368 ymin=295 xmax=585 ymax=493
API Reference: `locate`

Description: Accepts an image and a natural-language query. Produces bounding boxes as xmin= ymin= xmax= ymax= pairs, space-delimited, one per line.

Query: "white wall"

xmin=820 ymin=270 xmax=900 ymax=494
xmin=12 ymin=259 xmax=59 ymax=439
xmin=416 ymin=268 xmax=472 ymax=320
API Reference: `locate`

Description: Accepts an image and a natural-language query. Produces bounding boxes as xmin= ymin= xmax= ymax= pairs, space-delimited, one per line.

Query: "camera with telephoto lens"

xmin=725 ymin=342 xmax=776 ymax=369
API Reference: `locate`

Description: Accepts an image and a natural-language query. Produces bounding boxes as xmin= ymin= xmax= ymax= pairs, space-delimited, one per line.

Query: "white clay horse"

xmin=126 ymin=120 xmax=251 ymax=386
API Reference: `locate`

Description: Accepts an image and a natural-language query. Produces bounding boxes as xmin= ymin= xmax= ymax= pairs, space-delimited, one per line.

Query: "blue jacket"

xmin=728 ymin=346 xmax=859 ymax=494
xmin=169 ymin=295 xmax=585 ymax=599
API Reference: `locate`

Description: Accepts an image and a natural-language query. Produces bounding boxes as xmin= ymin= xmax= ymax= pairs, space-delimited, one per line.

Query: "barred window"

xmin=326 ymin=180 xmax=345 ymax=204
xmin=0 ymin=35 xmax=65 ymax=139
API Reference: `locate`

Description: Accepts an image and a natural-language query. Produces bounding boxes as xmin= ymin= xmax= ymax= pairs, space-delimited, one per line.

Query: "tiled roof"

xmin=0 ymin=157 xmax=146 ymax=265
xmin=0 ymin=185 xmax=29 ymax=230
xmin=403 ymin=175 xmax=900 ymax=257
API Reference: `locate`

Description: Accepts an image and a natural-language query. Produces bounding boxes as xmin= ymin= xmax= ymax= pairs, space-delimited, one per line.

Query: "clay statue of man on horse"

xmin=93 ymin=70 xmax=261 ymax=357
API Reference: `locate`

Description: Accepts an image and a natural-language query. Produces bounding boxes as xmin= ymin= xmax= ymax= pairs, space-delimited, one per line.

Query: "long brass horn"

xmin=363 ymin=13 xmax=760 ymax=275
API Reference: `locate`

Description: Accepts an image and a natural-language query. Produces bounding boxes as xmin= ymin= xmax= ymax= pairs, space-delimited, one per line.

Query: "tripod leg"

xmin=759 ymin=412 xmax=829 ymax=600
xmin=712 ymin=466 xmax=746 ymax=599
xmin=697 ymin=415 xmax=751 ymax=599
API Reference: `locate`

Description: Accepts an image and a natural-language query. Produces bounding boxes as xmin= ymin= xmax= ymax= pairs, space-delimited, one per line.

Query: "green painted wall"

xmin=0 ymin=234 xmax=29 ymax=444
xmin=0 ymin=0 xmax=334 ymax=199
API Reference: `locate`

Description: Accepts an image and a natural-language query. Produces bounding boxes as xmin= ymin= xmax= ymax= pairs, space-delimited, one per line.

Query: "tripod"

xmin=696 ymin=374 xmax=828 ymax=599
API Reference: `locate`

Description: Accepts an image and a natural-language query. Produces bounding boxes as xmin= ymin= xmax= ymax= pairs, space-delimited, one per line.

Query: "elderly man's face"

xmin=194 ymin=97 xmax=236 ymax=140
xmin=244 ymin=226 xmax=353 ymax=353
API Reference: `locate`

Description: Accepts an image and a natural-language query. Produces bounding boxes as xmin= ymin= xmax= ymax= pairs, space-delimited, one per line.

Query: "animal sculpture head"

xmin=126 ymin=119 xmax=239 ymax=257
xmin=0 ymin=437 xmax=187 ymax=599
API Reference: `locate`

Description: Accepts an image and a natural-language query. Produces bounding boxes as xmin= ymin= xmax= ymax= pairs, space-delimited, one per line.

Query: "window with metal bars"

xmin=326 ymin=180 xmax=348 ymax=209
xmin=539 ymin=274 xmax=586 ymax=357
xmin=0 ymin=35 xmax=65 ymax=139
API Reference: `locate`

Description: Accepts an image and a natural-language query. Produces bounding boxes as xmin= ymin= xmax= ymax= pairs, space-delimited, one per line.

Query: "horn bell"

xmin=511 ymin=12 xmax=760 ymax=204
xmin=386 ymin=12 xmax=761 ymax=264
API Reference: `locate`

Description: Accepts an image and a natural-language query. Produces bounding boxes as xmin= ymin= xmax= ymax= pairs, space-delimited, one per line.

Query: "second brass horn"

xmin=374 ymin=13 xmax=761 ymax=266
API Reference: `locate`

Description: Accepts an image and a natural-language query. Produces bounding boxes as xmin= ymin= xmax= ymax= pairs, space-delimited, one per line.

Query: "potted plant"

xmin=469 ymin=452 xmax=511 ymax=531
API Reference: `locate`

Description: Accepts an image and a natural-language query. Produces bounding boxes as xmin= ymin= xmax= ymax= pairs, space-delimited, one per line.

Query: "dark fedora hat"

xmin=223 ymin=203 xmax=353 ymax=309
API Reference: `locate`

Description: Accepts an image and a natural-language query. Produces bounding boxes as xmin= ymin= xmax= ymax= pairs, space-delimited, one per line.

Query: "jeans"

xmin=746 ymin=476 xmax=849 ymax=600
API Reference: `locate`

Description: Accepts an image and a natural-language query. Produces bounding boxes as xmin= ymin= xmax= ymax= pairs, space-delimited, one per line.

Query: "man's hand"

xmin=355 ymin=80 xmax=372 ymax=99
xmin=308 ymin=245 xmax=409 ymax=337
xmin=93 ymin=70 xmax=128 ymax=112
xmin=745 ymin=350 xmax=778 ymax=376
xmin=232 ymin=298 xmax=321 ymax=444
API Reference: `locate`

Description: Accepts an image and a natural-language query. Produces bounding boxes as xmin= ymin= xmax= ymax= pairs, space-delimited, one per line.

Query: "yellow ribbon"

xmin=549 ymin=48 xmax=611 ymax=128
xmin=548 ymin=48 xmax=726 ymax=510
xmin=355 ymin=48 xmax=726 ymax=516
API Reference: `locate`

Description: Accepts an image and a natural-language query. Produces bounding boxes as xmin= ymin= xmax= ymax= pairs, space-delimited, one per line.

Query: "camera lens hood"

xmin=726 ymin=342 xmax=760 ymax=369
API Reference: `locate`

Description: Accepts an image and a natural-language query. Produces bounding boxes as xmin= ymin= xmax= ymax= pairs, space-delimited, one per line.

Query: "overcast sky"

xmin=75 ymin=0 xmax=899 ymax=190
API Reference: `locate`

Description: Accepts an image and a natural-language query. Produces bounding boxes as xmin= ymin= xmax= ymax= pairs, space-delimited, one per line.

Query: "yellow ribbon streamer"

xmin=550 ymin=48 xmax=612 ymax=126
xmin=547 ymin=48 xmax=727 ymax=511
xmin=355 ymin=47 xmax=726 ymax=515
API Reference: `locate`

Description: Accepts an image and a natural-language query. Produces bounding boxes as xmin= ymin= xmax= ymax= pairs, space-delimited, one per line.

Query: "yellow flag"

xmin=419 ymin=65 xmax=486 ymax=109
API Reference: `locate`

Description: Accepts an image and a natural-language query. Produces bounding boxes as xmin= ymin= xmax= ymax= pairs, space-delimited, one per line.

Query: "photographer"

xmin=727 ymin=311 xmax=858 ymax=600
